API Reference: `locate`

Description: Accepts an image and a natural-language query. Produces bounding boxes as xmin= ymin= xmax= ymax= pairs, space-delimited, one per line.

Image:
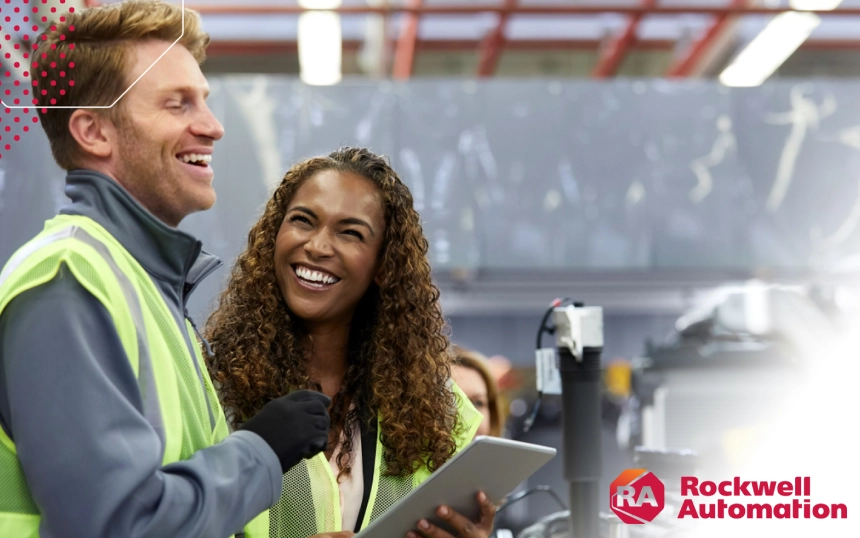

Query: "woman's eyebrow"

xmin=340 ymin=217 xmax=375 ymax=237
xmin=288 ymin=207 xmax=375 ymax=237
xmin=288 ymin=206 xmax=317 ymax=218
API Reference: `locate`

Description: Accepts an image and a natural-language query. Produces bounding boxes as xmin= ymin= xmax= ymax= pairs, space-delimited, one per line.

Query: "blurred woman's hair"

xmin=452 ymin=345 xmax=506 ymax=437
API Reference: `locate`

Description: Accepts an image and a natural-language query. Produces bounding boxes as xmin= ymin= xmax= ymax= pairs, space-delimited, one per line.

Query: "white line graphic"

xmin=1 ymin=0 xmax=185 ymax=109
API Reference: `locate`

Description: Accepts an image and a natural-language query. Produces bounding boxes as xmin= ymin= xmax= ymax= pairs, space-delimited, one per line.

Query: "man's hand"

xmin=240 ymin=390 xmax=331 ymax=473
xmin=406 ymin=491 xmax=496 ymax=538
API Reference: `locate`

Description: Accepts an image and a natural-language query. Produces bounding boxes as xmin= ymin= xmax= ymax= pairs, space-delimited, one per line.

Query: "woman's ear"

xmin=373 ymin=263 xmax=385 ymax=287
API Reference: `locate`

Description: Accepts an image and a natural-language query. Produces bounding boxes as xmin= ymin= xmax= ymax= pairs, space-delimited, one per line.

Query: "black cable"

xmin=495 ymin=485 xmax=568 ymax=515
xmin=521 ymin=397 xmax=542 ymax=433
xmin=524 ymin=298 xmax=574 ymax=433
xmin=535 ymin=297 xmax=572 ymax=349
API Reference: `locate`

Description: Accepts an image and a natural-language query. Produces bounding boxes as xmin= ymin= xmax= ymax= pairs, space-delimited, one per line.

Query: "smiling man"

xmin=0 ymin=2 xmax=332 ymax=537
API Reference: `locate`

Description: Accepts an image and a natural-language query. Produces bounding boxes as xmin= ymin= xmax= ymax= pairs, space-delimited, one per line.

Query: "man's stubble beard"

xmin=115 ymin=119 xmax=181 ymax=226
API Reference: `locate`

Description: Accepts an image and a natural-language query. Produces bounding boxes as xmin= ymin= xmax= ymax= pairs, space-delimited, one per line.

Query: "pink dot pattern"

xmin=0 ymin=0 xmax=75 ymax=159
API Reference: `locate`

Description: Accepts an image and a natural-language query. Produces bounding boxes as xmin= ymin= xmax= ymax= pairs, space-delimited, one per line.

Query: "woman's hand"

xmin=406 ymin=491 xmax=496 ymax=538
xmin=309 ymin=533 xmax=354 ymax=538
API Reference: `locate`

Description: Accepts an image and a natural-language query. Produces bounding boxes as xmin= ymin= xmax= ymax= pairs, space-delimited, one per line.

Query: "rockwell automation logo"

xmin=678 ymin=476 xmax=848 ymax=520
xmin=610 ymin=469 xmax=666 ymax=524
xmin=611 ymin=469 xmax=849 ymax=524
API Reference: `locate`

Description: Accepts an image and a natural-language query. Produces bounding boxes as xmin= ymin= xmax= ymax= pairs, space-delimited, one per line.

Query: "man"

xmin=0 ymin=1 xmax=330 ymax=537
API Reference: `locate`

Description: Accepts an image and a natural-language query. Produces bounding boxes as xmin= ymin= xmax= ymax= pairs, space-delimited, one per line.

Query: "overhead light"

xmin=298 ymin=0 xmax=343 ymax=85
xmin=719 ymin=11 xmax=819 ymax=87
xmin=719 ymin=0 xmax=843 ymax=87
xmin=790 ymin=0 xmax=842 ymax=9
xmin=298 ymin=0 xmax=341 ymax=7
xmin=359 ymin=0 xmax=387 ymax=77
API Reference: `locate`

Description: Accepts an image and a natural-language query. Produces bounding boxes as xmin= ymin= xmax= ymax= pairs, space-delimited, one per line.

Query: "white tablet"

xmin=356 ymin=436 xmax=557 ymax=538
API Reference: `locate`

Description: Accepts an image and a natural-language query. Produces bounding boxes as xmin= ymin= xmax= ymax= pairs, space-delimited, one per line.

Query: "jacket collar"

xmin=59 ymin=169 xmax=222 ymax=305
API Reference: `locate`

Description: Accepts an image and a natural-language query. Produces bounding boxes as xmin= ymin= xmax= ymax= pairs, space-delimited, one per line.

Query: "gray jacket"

xmin=0 ymin=170 xmax=282 ymax=537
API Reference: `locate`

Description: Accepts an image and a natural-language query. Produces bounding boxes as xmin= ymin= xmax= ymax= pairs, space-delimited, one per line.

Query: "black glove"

xmin=241 ymin=390 xmax=331 ymax=473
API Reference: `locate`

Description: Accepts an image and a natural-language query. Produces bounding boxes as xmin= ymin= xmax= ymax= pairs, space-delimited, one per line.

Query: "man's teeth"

xmin=296 ymin=266 xmax=338 ymax=285
xmin=178 ymin=153 xmax=212 ymax=165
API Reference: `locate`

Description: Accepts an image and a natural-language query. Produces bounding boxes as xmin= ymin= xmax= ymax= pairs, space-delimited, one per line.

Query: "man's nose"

xmin=193 ymin=103 xmax=225 ymax=141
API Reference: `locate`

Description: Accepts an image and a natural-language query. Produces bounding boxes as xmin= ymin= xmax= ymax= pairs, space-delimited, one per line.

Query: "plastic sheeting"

xmin=3 ymin=79 xmax=860 ymax=315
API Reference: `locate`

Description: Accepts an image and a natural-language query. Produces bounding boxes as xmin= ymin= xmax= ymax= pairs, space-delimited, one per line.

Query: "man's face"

xmin=108 ymin=40 xmax=224 ymax=227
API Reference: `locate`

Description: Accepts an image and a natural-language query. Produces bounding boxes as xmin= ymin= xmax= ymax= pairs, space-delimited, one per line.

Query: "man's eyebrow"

xmin=158 ymin=85 xmax=211 ymax=99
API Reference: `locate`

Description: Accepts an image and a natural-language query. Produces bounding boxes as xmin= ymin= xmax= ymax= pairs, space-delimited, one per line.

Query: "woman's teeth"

xmin=295 ymin=265 xmax=339 ymax=286
xmin=178 ymin=153 xmax=212 ymax=165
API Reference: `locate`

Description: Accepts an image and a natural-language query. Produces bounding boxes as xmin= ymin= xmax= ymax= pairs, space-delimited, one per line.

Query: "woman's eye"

xmin=342 ymin=229 xmax=364 ymax=240
xmin=472 ymin=399 xmax=487 ymax=409
xmin=289 ymin=215 xmax=312 ymax=226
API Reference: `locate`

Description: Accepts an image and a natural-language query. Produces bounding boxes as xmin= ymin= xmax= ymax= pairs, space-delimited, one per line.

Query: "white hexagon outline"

xmin=1 ymin=0 xmax=185 ymax=109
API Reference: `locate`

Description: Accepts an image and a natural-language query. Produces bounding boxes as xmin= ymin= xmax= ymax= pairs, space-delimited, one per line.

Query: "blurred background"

xmin=2 ymin=1 xmax=860 ymax=536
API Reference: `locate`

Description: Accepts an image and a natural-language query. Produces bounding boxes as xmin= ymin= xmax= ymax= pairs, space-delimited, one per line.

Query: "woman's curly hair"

xmin=205 ymin=147 xmax=461 ymax=478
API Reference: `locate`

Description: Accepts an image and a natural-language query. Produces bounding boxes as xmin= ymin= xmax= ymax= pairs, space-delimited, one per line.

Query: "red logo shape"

xmin=610 ymin=469 xmax=665 ymax=524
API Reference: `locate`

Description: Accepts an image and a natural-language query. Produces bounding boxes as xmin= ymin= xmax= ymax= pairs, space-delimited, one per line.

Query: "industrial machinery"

xmin=510 ymin=283 xmax=849 ymax=537
xmin=629 ymin=283 xmax=832 ymax=468
xmin=518 ymin=299 xmax=700 ymax=538
xmin=523 ymin=299 xmax=606 ymax=538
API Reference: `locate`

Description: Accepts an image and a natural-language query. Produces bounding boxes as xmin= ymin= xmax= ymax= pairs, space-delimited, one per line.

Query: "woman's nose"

xmin=304 ymin=231 xmax=334 ymax=258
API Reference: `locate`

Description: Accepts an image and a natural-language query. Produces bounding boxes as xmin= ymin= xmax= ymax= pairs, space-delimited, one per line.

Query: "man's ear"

xmin=68 ymin=109 xmax=114 ymax=159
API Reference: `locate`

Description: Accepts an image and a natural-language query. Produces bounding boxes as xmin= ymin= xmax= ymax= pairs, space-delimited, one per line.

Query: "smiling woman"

xmin=274 ymin=168 xmax=386 ymax=331
xmin=205 ymin=147 xmax=495 ymax=538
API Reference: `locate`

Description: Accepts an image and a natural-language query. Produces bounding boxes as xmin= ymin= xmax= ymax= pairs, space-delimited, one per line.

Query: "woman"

xmin=206 ymin=147 xmax=495 ymax=538
xmin=451 ymin=346 xmax=506 ymax=438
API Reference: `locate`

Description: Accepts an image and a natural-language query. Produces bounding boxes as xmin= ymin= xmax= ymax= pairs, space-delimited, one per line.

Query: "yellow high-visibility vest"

xmin=0 ymin=215 xmax=264 ymax=537
xmin=250 ymin=383 xmax=482 ymax=538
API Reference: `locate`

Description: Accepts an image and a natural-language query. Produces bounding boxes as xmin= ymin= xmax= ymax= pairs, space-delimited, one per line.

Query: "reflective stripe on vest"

xmin=255 ymin=382 xmax=483 ymax=538
xmin=0 ymin=215 xmax=231 ymax=537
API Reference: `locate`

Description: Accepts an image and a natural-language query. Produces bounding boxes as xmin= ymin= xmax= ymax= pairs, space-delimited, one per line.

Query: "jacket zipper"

xmin=185 ymin=308 xmax=214 ymax=358
xmin=184 ymin=308 xmax=217 ymax=430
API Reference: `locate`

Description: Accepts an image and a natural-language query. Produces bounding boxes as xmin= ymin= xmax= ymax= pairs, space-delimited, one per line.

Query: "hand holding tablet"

xmin=357 ymin=436 xmax=556 ymax=538
xmin=406 ymin=491 xmax=497 ymax=538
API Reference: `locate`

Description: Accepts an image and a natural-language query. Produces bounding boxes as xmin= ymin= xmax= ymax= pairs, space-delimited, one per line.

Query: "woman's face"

xmin=451 ymin=364 xmax=492 ymax=437
xmin=274 ymin=169 xmax=386 ymax=327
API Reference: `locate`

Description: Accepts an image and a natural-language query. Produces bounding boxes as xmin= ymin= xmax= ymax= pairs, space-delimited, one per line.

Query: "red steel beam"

xmin=207 ymin=40 xmax=364 ymax=56
xmin=665 ymin=0 xmax=746 ymax=77
xmin=204 ymin=37 xmax=856 ymax=57
xmin=803 ymin=39 xmax=860 ymax=49
xmin=592 ymin=0 xmax=655 ymax=78
xmin=392 ymin=0 xmax=422 ymax=79
xmin=205 ymin=39 xmax=673 ymax=57
xmin=425 ymin=38 xmax=675 ymax=52
xmin=476 ymin=0 xmax=517 ymax=77
xmin=466 ymin=38 xmax=675 ymax=52
xmin=183 ymin=5 xmax=860 ymax=16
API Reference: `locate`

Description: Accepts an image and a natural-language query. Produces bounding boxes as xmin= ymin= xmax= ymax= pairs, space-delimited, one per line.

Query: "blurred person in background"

xmin=206 ymin=147 xmax=497 ymax=538
xmin=0 ymin=2 xmax=331 ymax=537
xmin=451 ymin=345 xmax=507 ymax=438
